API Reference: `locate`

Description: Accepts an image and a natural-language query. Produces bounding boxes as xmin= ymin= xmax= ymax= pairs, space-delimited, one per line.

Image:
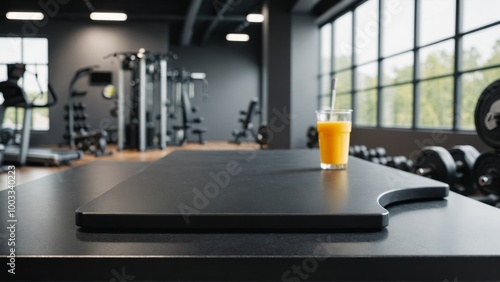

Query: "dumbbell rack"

xmin=63 ymin=102 xmax=90 ymax=147
xmin=349 ymin=145 xmax=415 ymax=172
xmin=408 ymin=80 xmax=500 ymax=207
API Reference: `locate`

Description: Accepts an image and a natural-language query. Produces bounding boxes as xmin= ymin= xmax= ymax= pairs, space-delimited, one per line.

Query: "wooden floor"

xmin=0 ymin=141 xmax=259 ymax=189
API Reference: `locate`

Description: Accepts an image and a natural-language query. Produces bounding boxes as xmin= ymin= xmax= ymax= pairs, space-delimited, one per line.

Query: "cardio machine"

xmin=0 ymin=64 xmax=81 ymax=166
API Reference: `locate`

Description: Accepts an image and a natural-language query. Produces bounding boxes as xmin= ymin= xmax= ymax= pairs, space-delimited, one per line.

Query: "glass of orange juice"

xmin=316 ymin=109 xmax=353 ymax=170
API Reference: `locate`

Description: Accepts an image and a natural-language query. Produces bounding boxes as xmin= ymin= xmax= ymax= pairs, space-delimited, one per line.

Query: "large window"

xmin=319 ymin=0 xmax=500 ymax=130
xmin=0 ymin=37 xmax=50 ymax=131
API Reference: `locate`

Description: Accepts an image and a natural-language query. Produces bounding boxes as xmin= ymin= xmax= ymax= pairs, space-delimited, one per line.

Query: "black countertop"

xmin=1 ymin=151 xmax=500 ymax=281
xmin=76 ymin=151 xmax=448 ymax=230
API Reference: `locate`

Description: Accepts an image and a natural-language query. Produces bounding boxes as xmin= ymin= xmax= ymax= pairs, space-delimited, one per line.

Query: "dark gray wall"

xmin=1 ymin=20 xmax=169 ymax=145
xmin=170 ymin=31 xmax=261 ymax=141
xmin=291 ymin=14 xmax=319 ymax=149
xmin=263 ymin=0 xmax=292 ymax=149
xmin=262 ymin=1 xmax=319 ymax=149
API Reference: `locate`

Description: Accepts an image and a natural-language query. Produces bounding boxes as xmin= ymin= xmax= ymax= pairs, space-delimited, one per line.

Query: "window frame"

xmin=318 ymin=0 xmax=500 ymax=131
xmin=0 ymin=36 xmax=50 ymax=132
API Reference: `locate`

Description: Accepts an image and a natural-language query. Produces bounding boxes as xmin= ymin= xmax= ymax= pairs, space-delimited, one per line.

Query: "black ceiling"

xmin=1 ymin=0 xmax=347 ymax=45
xmin=0 ymin=0 xmax=264 ymax=45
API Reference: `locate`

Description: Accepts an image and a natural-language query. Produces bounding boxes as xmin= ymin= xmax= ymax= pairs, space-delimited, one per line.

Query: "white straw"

xmin=330 ymin=77 xmax=338 ymax=110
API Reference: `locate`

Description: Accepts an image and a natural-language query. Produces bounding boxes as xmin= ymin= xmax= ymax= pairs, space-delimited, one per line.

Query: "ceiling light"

xmin=90 ymin=12 xmax=127 ymax=21
xmin=226 ymin=33 xmax=250 ymax=42
xmin=246 ymin=13 xmax=264 ymax=23
xmin=6 ymin=12 xmax=44 ymax=21
xmin=191 ymin=73 xmax=206 ymax=80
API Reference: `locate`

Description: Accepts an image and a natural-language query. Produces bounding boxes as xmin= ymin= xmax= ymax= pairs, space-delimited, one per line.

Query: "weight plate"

xmin=415 ymin=146 xmax=457 ymax=187
xmin=449 ymin=145 xmax=480 ymax=195
xmin=474 ymin=80 xmax=500 ymax=149
xmin=473 ymin=152 xmax=500 ymax=196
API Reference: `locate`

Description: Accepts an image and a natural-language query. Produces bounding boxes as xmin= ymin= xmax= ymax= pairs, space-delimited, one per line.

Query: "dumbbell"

xmin=471 ymin=194 xmax=500 ymax=207
xmin=397 ymin=157 xmax=414 ymax=172
xmin=472 ymin=152 xmax=500 ymax=196
xmin=306 ymin=126 xmax=318 ymax=149
xmin=351 ymin=145 xmax=361 ymax=156
xmin=370 ymin=156 xmax=389 ymax=166
xmin=369 ymin=147 xmax=387 ymax=159
xmin=351 ymin=145 xmax=363 ymax=158
xmin=75 ymin=113 xmax=88 ymax=121
xmin=74 ymin=102 xmax=86 ymax=110
xmin=387 ymin=156 xmax=413 ymax=171
xmin=354 ymin=145 xmax=369 ymax=160
xmin=73 ymin=123 xmax=90 ymax=131
xmin=415 ymin=145 xmax=479 ymax=195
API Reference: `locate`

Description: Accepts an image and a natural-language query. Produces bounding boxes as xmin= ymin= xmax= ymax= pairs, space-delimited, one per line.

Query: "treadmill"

xmin=0 ymin=64 xmax=82 ymax=166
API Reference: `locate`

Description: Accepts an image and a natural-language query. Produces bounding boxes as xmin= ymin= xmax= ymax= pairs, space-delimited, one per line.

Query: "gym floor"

xmin=0 ymin=141 xmax=259 ymax=190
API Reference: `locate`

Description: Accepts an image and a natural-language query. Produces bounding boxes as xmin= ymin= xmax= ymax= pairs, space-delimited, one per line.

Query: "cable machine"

xmin=105 ymin=49 xmax=176 ymax=151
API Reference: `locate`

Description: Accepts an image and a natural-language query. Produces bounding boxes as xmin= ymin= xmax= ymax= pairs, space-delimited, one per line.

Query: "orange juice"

xmin=317 ymin=121 xmax=352 ymax=166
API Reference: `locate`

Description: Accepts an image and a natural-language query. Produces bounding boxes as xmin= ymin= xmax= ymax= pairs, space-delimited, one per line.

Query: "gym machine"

xmin=230 ymin=97 xmax=259 ymax=144
xmin=228 ymin=98 xmax=268 ymax=148
xmin=62 ymin=65 xmax=112 ymax=156
xmin=0 ymin=64 xmax=81 ymax=166
xmin=167 ymin=68 xmax=207 ymax=145
xmin=105 ymin=49 xmax=175 ymax=151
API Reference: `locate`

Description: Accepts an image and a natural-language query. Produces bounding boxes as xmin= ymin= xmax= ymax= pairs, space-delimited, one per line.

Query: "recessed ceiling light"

xmin=90 ymin=12 xmax=127 ymax=21
xmin=246 ymin=13 xmax=264 ymax=23
xmin=226 ymin=33 xmax=250 ymax=42
xmin=6 ymin=12 xmax=44 ymax=21
xmin=191 ymin=73 xmax=206 ymax=80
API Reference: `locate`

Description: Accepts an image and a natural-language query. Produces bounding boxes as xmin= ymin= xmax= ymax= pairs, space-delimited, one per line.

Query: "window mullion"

xmin=453 ymin=0 xmax=463 ymax=130
xmin=376 ymin=0 xmax=383 ymax=127
xmin=331 ymin=21 xmax=335 ymax=108
xmin=351 ymin=11 xmax=357 ymax=124
xmin=412 ymin=0 xmax=420 ymax=129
